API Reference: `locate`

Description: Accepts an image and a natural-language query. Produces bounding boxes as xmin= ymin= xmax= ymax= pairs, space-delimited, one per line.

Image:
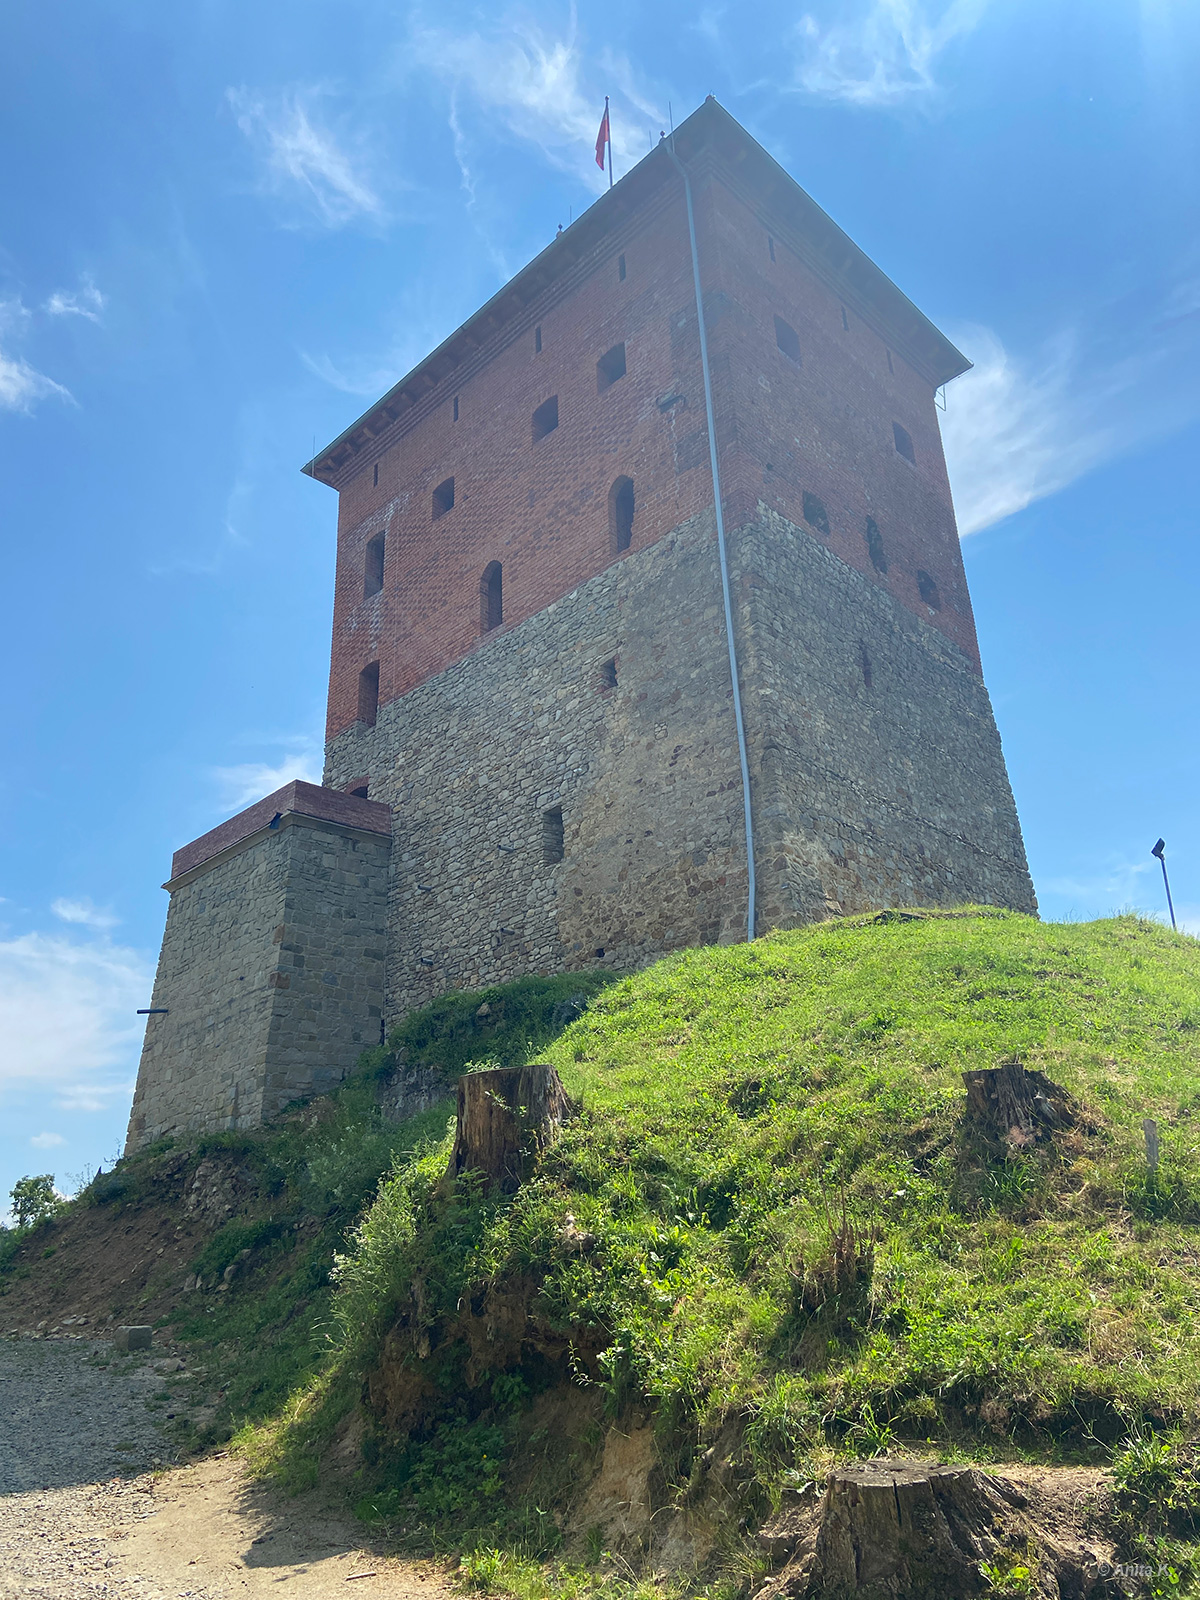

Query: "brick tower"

xmin=126 ymin=99 xmax=1034 ymax=1151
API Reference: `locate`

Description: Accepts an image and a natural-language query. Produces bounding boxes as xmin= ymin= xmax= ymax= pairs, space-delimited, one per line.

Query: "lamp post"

xmin=1151 ymin=838 xmax=1177 ymax=931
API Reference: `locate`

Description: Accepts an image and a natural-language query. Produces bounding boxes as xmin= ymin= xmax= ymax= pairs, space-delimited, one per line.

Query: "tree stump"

xmin=962 ymin=1059 xmax=1076 ymax=1150
xmin=803 ymin=1460 xmax=1023 ymax=1598
xmin=447 ymin=1063 xmax=572 ymax=1193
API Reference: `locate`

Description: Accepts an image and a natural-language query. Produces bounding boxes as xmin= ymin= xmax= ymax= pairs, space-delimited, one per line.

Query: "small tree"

xmin=10 ymin=1174 xmax=62 ymax=1231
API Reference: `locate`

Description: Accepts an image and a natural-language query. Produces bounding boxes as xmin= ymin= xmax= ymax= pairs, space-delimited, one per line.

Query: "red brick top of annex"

xmin=169 ymin=781 xmax=392 ymax=883
xmin=301 ymin=97 xmax=969 ymax=493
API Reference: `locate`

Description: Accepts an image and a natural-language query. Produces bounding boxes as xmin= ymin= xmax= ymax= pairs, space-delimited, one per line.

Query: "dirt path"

xmin=0 ymin=1337 xmax=453 ymax=1600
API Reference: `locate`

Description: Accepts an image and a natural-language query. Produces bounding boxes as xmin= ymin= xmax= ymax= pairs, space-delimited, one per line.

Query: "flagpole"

xmin=606 ymin=96 xmax=613 ymax=188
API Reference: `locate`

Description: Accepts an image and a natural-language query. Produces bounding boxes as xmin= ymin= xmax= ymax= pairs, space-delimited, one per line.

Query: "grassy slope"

xmin=267 ymin=909 xmax=1200 ymax=1549
xmin=9 ymin=911 xmax=1200 ymax=1574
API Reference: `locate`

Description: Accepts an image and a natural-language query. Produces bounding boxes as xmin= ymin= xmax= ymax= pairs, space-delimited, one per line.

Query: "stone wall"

xmin=324 ymin=507 xmax=750 ymax=1014
xmin=324 ymin=500 xmax=1033 ymax=1020
xmin=740 ymin=506 xmax=1035 ymax=925
xmin=126 ymin=812 xmax=390 ymax=1152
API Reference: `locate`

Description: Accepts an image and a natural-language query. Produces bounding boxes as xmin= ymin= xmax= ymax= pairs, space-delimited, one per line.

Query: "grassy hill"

xmin=239 ymin=911 xmax=1200 ymax=1564
xmin=6 ymin=909 xmax=1200 ymax=1588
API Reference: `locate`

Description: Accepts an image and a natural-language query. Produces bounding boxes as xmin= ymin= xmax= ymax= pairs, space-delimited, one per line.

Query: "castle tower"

xmin=126 ymin=99 xmax=1034 ymax=1151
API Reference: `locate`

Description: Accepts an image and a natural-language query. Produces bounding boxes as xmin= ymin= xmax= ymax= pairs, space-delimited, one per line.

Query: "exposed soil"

xmin=0 ymin=1148 xmax=268 ymax=1338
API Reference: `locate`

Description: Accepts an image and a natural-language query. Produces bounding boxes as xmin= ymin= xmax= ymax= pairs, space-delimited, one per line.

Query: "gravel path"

xmin=0 ymin=1336 xmax=182 ymax=1598
xmin=0 ymin=1338 xmax=451 ymax=1600
xmin=0 ymin=1337 xmax=174 ymax=1494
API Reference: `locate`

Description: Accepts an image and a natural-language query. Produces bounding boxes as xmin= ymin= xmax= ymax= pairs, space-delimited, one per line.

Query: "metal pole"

xmin=606 ymin=97 xmax=613 ymax=189
xmin=664 ymin=136 xmax=756 ymax=944
xmin=1152 ymin=838 xmax=1177 ymax=930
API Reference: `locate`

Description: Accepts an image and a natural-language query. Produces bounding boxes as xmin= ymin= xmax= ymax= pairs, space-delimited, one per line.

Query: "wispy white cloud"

xmin=30 ymin=1132 xmax=65 ymax=1150
xmin=1038 ymin=859 xmax=1154 ymax=908
xmin=0 ymin=932 xmax=150 ymax=1111
xmin=794 ymin=0 xmax=989 ymax=105
xmin=943 ymin=269 xmax=1200 ymax=534
xmin=405 ymin=8 xmax=661 ymax=183
xmin=211 ymin=734 xmax=323 ymax=813
xmin=0 ymin=349 xmax=71 ymax=413
xmin=51 ymin=897 xmax=119 ymax=932
xmin=940 ymin=326 xmax=1116 ymax=535
xmin=0 ymin=294 xmax=72 ymax=413
xmin=44 ymin=277 xmax=105 ymax=322
xmin=227 ymin=86 xmax=383 ymax=229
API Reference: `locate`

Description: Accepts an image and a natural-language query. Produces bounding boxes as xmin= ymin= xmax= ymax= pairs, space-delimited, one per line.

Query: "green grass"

xmin=247 ymin=909 xmax=1200 ymax=1543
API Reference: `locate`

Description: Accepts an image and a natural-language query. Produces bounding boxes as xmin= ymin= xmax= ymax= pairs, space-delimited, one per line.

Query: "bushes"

xmin=10 ymin=1174 xmax=63 ymax=1230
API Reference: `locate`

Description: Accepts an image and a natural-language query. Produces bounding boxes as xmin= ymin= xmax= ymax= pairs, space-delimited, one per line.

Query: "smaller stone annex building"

xmin=126 ymin=98 xmax=1035 ymax=1153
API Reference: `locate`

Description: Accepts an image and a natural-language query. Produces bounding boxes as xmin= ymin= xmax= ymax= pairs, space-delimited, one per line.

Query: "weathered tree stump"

xmin=447 ymin=1063 xmax=572 ymax=1193
xmin=962 ymin=1059 xmax=1076 ymax=1150
xmin=803 ymin=1460 xmax=1023 ymax=1598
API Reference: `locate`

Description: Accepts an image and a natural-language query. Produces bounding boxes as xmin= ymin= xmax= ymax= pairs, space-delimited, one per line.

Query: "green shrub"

xmin=10 ymin=1174 xmax=63 ymax=1230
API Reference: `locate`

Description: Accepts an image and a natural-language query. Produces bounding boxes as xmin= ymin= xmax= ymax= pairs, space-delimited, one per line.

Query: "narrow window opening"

xmin=373 ymin=461 xmax=379 ymax=487
xmin=597 ymin=342 xmax=627 ymax=392
xmin=432 ymin=476 xmax=455 ymax=519
xmin=364 ymin=532 xmax=385 ymax=598
xmin=535 ymin=324 xmax=542 ymax=353
xmin=886 ymin=348 xmax=895 ymax=375
xmin=917 ymin=570 xmax=942 ymax=610
xmin=774 ymin=314 xmax=802 ymax=364
xmin=859 ymin=642 xmax=873 ymax=690
xmin=481 ymin=560 xmax=503 ymax=632
xmin=841 ymin=305 xmax=850 ymax=332
xmin=350 ymin=785 xmax=369 ymax=799
xmin=618 ymin=253 xmax=626 ymax=281
xmin=893 ymin=421 xmax=915 ymax=464
xmin=542 ymin=806 xmax=564 ymax=865
xmin=768 ymin=234 xmax=776 ymax=262
xmin=864 ymin=516 xmax=888 ymax=574
xmin=357 ymin=661 xmax=380 ymax=727
xmin=599 ymin=657 xmax=618 ymax=691
xmin=609 ymin=475 xmax=635 ymax=553
xmin=532 ymin=395 xmax=558 ymax=443
xmin=803 ymin=491 xmax=830 ymax=536
xmin=453 ymin=395 xmax=459 ymax=422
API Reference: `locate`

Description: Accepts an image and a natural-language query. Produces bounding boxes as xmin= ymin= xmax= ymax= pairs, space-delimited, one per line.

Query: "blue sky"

xmin=2 ymin=0 xmax=1198 ymax=1213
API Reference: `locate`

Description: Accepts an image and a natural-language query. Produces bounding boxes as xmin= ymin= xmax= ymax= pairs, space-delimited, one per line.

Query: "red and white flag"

xmin=595 ymin=101 xmax=610 ymax=172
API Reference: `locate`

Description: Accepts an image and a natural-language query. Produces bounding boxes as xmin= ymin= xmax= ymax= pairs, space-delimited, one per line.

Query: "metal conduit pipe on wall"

xmin=664 ymin=136 xmax=757 ymax=944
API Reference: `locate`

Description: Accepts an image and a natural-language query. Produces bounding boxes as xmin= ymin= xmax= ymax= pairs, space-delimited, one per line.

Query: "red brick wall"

xmin=325 ymin=184 xmax=722 ymax=742
xmin=323 ymin=168 xmax=978 ymax=743
xmin=695 ymin=175 xmax=981 ymax=670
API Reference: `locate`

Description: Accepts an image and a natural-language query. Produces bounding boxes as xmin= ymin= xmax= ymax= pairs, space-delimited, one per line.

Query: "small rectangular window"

xmin=535 ymin=324 xmax=542 ymax=353
xmin=364 ymin=532 xmax=385 ymax=598
xmin=774 ymin=315 xmax=802 ymax=364
xmin=596 ymin=343 xmax=627 ymax=392
xmin=432 ymin=476 xmax=455 ymax=518
xmin=357 ymin=661 xmax=380 ymax=727
xmin=768 ymin=234 xmax=776 ymax=262
xmin=841 ymin=306 xmax=849 ymax=332
xmin=893 ymin=422 xmax=915 ymax=464
xmin=373 ymin=461 xmax=379 ymax=486
xmin=886 ymin=348 xmax=895 ymax=375
xmin=803 ymin=491 xmax=830 ymax=536
xmin=599 ymin=657 xmax=617 ymax=691
xmin=542 ymin=806 xmax=564 ymax=865
xmin=453 ymin=395 xmax=459 ymax=421
xmin=618 ymin=253 xmax=626 ymax=281
xmin=532 ymin=395 xmax=558 ymax=443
